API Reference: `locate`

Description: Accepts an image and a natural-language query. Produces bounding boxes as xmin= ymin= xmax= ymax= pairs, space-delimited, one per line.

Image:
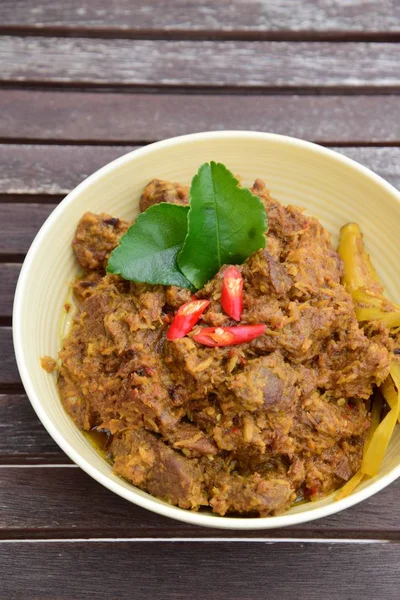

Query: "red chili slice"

xmin=221 ymin=266 xmax=243 ymax=321
xmin=166 ymin=299 xmax=210 ymax=340
xmin=193 ymin=324 xmax=266 ymax=347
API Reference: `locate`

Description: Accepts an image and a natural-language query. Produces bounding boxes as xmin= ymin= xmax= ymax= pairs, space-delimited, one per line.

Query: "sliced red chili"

xmin=166 ymin=299 xmax=210 ymax=340
xmin=221 ymin=266 xmax=243 ymax=321
xmin=193 ymin=324 xmax=266 ymax=347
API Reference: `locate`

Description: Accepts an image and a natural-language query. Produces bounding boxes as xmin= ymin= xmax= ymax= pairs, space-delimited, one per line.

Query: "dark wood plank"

xmin=1 ymin=465 xmax=400 ymax=538
xmin=1 ymin=91 xmax=400 ymax=144
xmin=0 ymin=264 xmax=20 ymax=317
xmin=0 ymin=395 xmax=67 ymax=463
xmin=0 ymin=328 xmax=19 ymax=384
xmin=1 ymin=0 xmax=399 ymax=35
xmin=0 ymin=37 xmax=400 ymax=88
xmin=0 ymin=144 xmax=135 ymax=195
xmin=0 ymin=542 xmax=399 ymax=600
xmin=0 ymin=204 xmax=56 ymax=255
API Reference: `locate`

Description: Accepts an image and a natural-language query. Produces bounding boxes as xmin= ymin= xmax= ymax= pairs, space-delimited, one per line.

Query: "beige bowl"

xmin=13 ymin=131 xmax=400 ymax=529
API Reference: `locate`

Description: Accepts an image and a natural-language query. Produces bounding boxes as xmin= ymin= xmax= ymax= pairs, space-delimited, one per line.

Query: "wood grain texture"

xmin=1 ymin=91 xmax=400 ymax=144
xmin=1 ymin=465 xmax=400 ymax=538
xmin=0 ymin=328 xmax=19 ymax=384
xmin=1 ymin=37 xmax=400 ymax=88
xmin=0 ymin=542 xmax=399 ymax=600
xmin=0 ymin=264 xmax=19 ymax=316
xmin=0 ymin=204 xmax=56 ymax=254
xmin=0 ymin=395 xmax=65 ymax=462
xmin=0 ymin=144 xmax=135 ymax=195
xmin=1 ymin=0 xmax=399 ymax=35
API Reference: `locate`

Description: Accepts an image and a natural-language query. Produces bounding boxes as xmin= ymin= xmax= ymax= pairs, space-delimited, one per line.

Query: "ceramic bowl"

xmin=13 ymin=131 xmax=400 ymax=529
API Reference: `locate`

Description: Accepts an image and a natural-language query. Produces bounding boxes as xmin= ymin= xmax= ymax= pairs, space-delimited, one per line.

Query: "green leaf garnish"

xmin=106 ymin=162 xmax=268 ymax=290
xmin=107 ymin=203 xmax=193 ymax=289
xmin=178 ymin=162 xmax=267 ymax=289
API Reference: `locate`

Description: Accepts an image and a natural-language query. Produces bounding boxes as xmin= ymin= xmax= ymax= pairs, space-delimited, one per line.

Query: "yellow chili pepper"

xmin=338 ymin=223 xmax=381 ymax=294
xmin=361 ymin=365 xmax=400 ymax=477
xmin=381 ymin=376 xmax=399 ymax=416
xmin=335 ymin=470 xmax=364 ymax=501
xmin=335 ymin=224 xmax=400 ymax=499
xmin=335 ymin=394 xmax=382 ymax=500
xmin=355 ymin=307 xmax=400 ymax=328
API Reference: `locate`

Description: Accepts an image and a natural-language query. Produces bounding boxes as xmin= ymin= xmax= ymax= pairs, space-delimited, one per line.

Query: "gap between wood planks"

xmin=1 ymin=26 xmax=400 ymax=43
xmin=0 ymin=464 xmax=78 ymax=468
xmin=2 ymin=82 xmax=400 ymax=97
xmin=0 ymin=537 xmax=392 ymax=544
xmin=3 ymin=82 xmax=400 ymax=96
xmin=1 ymin=138 xmax=400 ymax=149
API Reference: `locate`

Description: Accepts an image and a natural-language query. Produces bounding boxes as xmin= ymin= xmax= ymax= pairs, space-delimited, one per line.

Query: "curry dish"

xmin=57 ymin=177 xmax=394 ymax=516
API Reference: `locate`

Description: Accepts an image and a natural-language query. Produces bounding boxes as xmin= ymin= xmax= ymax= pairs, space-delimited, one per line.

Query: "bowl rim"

xmin=13 ymin=130 xmax=400 ymax=530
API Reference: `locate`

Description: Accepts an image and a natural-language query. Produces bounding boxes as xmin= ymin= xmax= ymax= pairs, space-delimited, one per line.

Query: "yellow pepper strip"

xmin=381 ymin=377 xmax=398 ymax=412
xmin=335 ymin=470 xmax=364 ymax=501
xmin=387 ymin=362 xmax=400 ymax=425
xmin=361 ymin=366 xmax=400 ymax=477
xmin=336 ymin=224 xmax=400 ymax=499
xmin=366 ymin=393 xmax=383 ymax=446
xmin=355 ymin=307 xmax=400 ymax=328
xmin=351 ymin=289 xmax=383 ymax=307
xmin=335 ymin=394 xmax=383 ymax=500
xmin=352 ymin=288 xmax=400 ymax=311
xmin=339 ymin=224 xmax=400 ymax=327
xmin=338 ymin=223 xmax=381 ymax=293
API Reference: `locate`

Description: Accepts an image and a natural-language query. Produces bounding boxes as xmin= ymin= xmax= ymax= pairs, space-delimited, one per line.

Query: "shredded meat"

xmin=40 ymin=356 xmax=57 ymax=373
xmin=140 ymin=179 xmax=189 ymax=212
xmin=72 ymin=212 xmax=129 ymax=270
xmin=57 ymin=178 xmax=391 ymax=516
xmin=110 ymin=429 xmax=208 ymax=510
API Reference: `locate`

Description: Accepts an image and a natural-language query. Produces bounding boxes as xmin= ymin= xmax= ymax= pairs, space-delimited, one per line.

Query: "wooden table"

xmin=1 ymin=2 xmax=400 ymax=598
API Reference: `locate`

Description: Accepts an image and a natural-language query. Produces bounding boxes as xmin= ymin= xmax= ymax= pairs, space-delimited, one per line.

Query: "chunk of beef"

xmin=104 ymin=284 xmax=165 ymax=353
xmin=251 ymin=179 xmax=308 ymax=247
xmin=242 ymin=249 xmax=292 ymax=297
xmin=317 ymin=324 xmax=390 ymax=399
xmin=165 ymin=286 xmax=192 ymax=308
xmin=362 ymin=320 xmax=394 ymax=354
xmin=110 ymin=429 xmax=208 ymax=510
xmin=58 ymin=374 xmax=94 ymax=430
xmin=298 ymin=392 xmax=369 ymax=442
xmin=72 ymin=212 xmax=129 ymax=270
xmin=251 ymin=178 xmax=343 ymax=287
xmin=242 ymin=296 xmax=285 ymax=329
xmin=120 ymin=380 xmax=183 ymax=435
xmin=165 ymin=422 xmax=218 ymax=457
xmin=302 ymin=441 xmax=364 ymax=498
xmin=284 ymin=235 xmax=343 ymax=299
xmin=251 ymin=289 xmax=356 ymax=363
xmin=140 ymin=179 xmax=189 ymax=212
xmin=209 ymin=472 xmax=295 ymax=516
xmin=59 ymin=284 xmax=177 ymax=433
xmin=72 ymin=271 xmax=104 ymax=302
xmin=40 ymin=356 xmax=57 ymax=373
xmin=228 ymin=351 xmax=299 ymax=413
xmin=164 ymin=337 xmax=228 ymax=398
